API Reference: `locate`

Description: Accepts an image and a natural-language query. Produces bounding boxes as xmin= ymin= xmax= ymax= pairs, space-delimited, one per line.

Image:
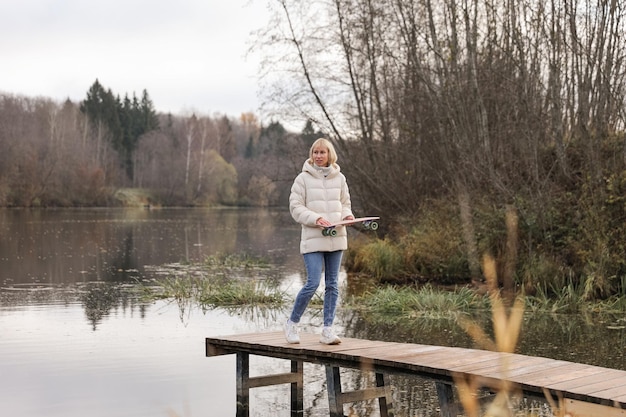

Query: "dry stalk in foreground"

xmin=456 ymin=254 xmax=524 ymax=417
xmin=456 ymin=249 xmax=573 ymax=417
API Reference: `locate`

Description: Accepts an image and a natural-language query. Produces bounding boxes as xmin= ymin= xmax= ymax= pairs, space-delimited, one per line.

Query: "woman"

xmin=284 ymin=138 xmax=354 ymax=345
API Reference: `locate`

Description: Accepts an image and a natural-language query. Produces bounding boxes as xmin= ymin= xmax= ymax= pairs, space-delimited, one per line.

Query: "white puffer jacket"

xmin=290 ymin=160 xmax=354 ymax=254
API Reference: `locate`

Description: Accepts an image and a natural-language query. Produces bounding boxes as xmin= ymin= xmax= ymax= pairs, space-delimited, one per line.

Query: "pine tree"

xmin=139 ymin=89 xmax=159 ymax=133
xmin=81 ymin=81 xmax=159 ymax=182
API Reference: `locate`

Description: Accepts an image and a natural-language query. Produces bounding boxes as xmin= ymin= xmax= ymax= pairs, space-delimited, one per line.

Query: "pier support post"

xmin=325 ymin=365 xmax=394 ymax=417
xmin=435 ymin=382 xmax=460 ymax=417
xmin=236 ymin=352 xmax=250 ymax=417
xmin=235 ymin=352 xmax=304 ymax=417
xmin=290 ymin=360 xmax=304 ymax=416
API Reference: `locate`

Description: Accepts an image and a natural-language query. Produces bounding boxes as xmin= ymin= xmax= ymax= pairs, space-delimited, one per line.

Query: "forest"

xmin=2 ymin=0 xmax=626 ymax=299
xmin=0 ymin=79 xmax=317 ymax=208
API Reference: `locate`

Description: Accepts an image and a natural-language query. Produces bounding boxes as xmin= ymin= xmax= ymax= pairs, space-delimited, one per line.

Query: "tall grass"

xmin=353 ymin=278 xmax=625 ymax=322
xmin=143 ymin=252 xmax=284 ymax=307
xmin=157 ymin=274 xmax=286 ymax=307
xmin=197 ymin=279 xmax=284 ymax=306
xmin=355 ymin=284 xmax=489 ymax=319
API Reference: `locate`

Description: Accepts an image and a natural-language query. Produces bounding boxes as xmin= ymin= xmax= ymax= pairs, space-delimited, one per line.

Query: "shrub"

xmin=399 ymin=200 xmax=471 ymax=282
xmin=349 ymin=239 xmax=404 ymax=281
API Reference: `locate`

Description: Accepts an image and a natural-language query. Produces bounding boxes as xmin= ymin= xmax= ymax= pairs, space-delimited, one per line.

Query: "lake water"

xmin=0 ymin=208 xmax=624 ymax=417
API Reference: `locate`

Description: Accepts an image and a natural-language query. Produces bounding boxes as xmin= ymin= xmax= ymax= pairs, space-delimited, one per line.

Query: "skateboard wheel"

xmin=370 ymin=222 xmax=379 ymax=230
xmin=322 ymin=228 xmax=337 ymax=237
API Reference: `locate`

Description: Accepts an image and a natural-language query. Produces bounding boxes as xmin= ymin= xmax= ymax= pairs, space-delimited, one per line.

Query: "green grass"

xmin=154 ymin=274 xmax=286 ymax=307
xmin=196 ymin=279 xmax=284 ymax=306
xmin=140 ymin=252 xmax=282 ymax=307
xmin=525 ymin=280 xmax=626 ymax=314
xmin=352 ymin=284 xmax=490 ymax=319
xmin=352 ymin=282 xmax=626 ymax=322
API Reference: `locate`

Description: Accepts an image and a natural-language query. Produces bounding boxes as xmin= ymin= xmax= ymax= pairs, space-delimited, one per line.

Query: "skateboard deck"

xmin=321 ymin=216 xmax=380 ymax=236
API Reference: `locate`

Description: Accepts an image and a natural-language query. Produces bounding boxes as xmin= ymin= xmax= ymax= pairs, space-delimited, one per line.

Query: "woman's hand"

xmin=344 ymin=215 xmax=355 ymax=221
xmin=316 ymin=217 xmax=332 ymax=227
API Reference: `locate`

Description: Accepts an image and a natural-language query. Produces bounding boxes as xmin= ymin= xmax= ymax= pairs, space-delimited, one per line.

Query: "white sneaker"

xmin=320 ymin=327 xmax=341 ymax=345
xmin=284 ymin=320 xmax=300 ymax=344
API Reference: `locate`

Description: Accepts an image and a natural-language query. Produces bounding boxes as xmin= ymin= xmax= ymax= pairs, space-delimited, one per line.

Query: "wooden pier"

xmin=205 ymin=331 xmax=626 ymax=417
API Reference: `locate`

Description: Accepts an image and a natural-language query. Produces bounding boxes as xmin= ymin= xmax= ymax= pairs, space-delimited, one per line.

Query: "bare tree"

xmin=255 ymin=0 xmax=626 ymax=293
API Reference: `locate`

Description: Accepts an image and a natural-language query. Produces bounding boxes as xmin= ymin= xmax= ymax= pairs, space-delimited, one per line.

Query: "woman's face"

xmin=312 ymin=146 xmax=329 ymax=167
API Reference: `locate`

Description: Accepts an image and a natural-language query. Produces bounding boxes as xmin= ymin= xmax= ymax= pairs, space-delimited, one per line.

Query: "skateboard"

xmin=321 ymin=216 xmax=380 ymax=236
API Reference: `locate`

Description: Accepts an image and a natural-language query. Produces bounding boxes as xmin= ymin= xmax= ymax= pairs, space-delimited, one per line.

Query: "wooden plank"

xmin=498 ymin=359 xmax=571 ymax=379
xmin=469 ymin=357 xmax=550 ymax=380
xmin=442 ymin=350 xmax=515 ymax=370
xmin=506 ymin=362 xmax=586 ymax=392
xmin=524 ymin=363 xmax=606 ymax=387
xmin=456 ymin=355 xmax=552 ymax=374
xmin=546 ymin=368 xmax=625 ymax=390
xmin=348 ymin=345 xmax=450 ymax=368
xmin=565 ymin=378 xmax=626 ymax=401
xmin=217 ymin=332 xmax=283 ymax=345
xmin=210 ymin=332 xmax=308 ymax=351
xmin=338 ymin=385 xmax=390 ymax=403
xmin=588 ymin=383 xmax=626 ymax=400
xmin=341 ymin=343 xmax=442 ymax=359
xmin=384 ymin=346 xmax=466 ymax=365
xmin=540 ymin=366 xmax=615 ymax=391
xmin=564 ymin=399 xmax=626 ymax=417
xmin=493 ymin=362 xmax=626 ymax=405
xmin=613 ymin=393 xmax=626 ymax=403
xmin=206 ymin=342 xmax=230 ymax=356
xmin=348 ymin=345 xmax=449 ymax=372
xmin=322 ymin=341 xmax=406 ymax=356
xmin=303 ymin=340 xmax=402 ymax=363
xmin=449 ymin=352 xmax=546 ymax=373
xmin=377 ymin=346 xmax=472 ymax=367
xmin=248 ymin=372 xmax=301 ymax=389
xmin=279 ymin=333 xmax=390 ymax=350
xmin=446 ymin=356 xmax=549 ymax=389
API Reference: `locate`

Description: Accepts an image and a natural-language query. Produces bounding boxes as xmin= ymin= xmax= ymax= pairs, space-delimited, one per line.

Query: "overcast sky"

xmin=0 ymin=0 xmax=270 ymax=118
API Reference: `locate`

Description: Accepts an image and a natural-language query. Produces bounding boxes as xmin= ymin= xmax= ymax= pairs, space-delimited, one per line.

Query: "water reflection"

xmin=80 ymin=283 xmax=155 ymax=331
xmin=0 ymin=207 xmax=301 ymax=285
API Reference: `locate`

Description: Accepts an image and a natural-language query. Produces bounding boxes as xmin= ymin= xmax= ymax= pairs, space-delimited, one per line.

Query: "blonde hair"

xmin=308 ymin=138 xmax=338 ymax=166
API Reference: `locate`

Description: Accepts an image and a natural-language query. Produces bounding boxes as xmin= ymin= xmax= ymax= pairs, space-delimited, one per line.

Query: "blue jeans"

xmin=289 ymin=250 xmax=343 ymax=327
